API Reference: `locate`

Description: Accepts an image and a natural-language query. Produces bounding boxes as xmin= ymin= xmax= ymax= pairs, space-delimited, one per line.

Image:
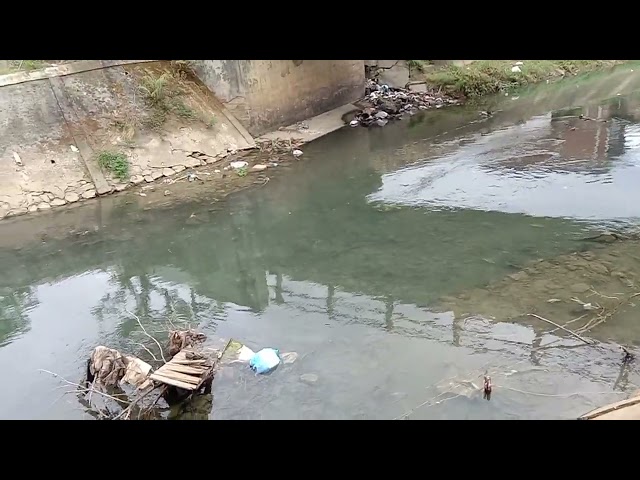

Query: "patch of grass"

xmin=113 ymin=116 xmax=139 ymax=142
xmin=170 ymin=98 xmax=197 ymax=119
xmin=407 ymin=60 xmax=431 ymax=72
xmin=97 ymin=150 xmax=130 ymax=181
xmin=138 ymin=72 xmax=201 ymax=128
xmin=236 ymin=166 xmax=248 ymax=177
xmin=424 ymin=60 xmax=623 ymax=98
xmin=207 ymin=115 xmax=217 ymax=128
xmin=140 ymin=73 xmax=170 ymax=106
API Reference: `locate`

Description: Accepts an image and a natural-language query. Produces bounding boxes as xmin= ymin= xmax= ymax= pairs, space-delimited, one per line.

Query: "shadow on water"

xmin=3 ymin=64 xmax=640 ymax=419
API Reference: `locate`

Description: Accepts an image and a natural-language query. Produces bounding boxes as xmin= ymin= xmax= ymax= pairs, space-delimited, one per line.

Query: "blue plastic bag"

xmin=249 ymin=348 xmax=281 ymax=374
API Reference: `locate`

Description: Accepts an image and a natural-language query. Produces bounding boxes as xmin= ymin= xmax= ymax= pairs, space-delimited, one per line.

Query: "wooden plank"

xmin=162 ymin=363 xmax=208 ymax=375
xmin=153 ymin=370 xmax=201 ymax=385
xmin=149 ymin=374 xmax=197 ymax=391
xmin=172 ymin=359 xmax=208 ymax=365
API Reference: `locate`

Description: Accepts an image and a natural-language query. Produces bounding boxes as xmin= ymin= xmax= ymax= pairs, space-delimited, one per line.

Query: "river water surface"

xmin=3 ymin=64 xmax=640 ymax=419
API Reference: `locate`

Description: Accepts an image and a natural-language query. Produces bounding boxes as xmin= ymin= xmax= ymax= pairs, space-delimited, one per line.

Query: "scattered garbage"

xmin=164 ymin=190 xmax=171 ymax=196
xmin=229 ymin=161 xmax=248 ymax=170
xmin=351 ymin=78 xmax=460 ymax=128
xmin=292 ymin=149 xmax=303 ymax=157
xmin=514 ymin=61 xmax=524 ymax=66
xmin=70 ymin=145 xmax=79 ymax=153
xmin=13 ymin=152 xmax=22 ymax=166
xmin=511 ymin=66 xmax=522 ymax=73
xmin=252 ymin=164 xmax=268 ymax=171
xmin=249 ymin=348 xmax=281 ymax=374
xmin=237 ymin=345 xmax=255 ymax=362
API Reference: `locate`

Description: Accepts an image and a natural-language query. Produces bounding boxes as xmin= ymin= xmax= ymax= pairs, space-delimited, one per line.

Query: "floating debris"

xmin=292 ymin=149 xmax=303 ymax=157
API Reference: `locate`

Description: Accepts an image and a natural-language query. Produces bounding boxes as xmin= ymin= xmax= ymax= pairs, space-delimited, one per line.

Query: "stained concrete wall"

xmin=0 ymin=61 xmax=254 ymax=219
xmin=191 ymin=60 xmax=365 ymax=136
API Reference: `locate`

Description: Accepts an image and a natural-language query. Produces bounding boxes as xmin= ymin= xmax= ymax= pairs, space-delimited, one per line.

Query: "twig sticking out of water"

xmin=112 ymin=384 xmax=160 ymax=420
xmin=575 ymin=292 xmax=640 ymax=335
xmin=125 ymin=310 xmax=167 ymax=363
xmin=39 ymin=369 xmax=128 ymax=405
xmin=527 ymin=313 xmax=593 ymax=345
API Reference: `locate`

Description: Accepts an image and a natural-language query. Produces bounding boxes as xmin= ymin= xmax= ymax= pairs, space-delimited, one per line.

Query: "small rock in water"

xmin=350 ymin=119 xmax=359 ymax=127
xmin=281 ymin=352 xmax=299 ymax=364
xmin=164 ymin=190 xmax=171 ymax=196
xmin=375 ymin=111 xmax=389 ymax=119
xmin=376 ymin=118 xmax=389 ymax=127
xmin=252 ymin=164 xmax=268 ymax=171
xmin=139 ymin=192 xmax=147 ymax=197
xmin=300 ymin=373 xmax=318 ymax=384
xmin=292 ymin=149 xmax=303 ymax=157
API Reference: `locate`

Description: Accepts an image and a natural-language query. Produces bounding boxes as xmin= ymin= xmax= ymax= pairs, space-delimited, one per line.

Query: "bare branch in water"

xmin=39 ymin=369 xmax=128 ymax=405
xmin=527 ymin=313 xmax=593 ymax=345
xmin=125 ymin=310 xmax=167 ymax=363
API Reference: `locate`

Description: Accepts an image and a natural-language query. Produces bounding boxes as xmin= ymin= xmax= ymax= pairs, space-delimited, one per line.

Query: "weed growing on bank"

xmin=424 ymin=60 xmax=623 ymax=98
xmin=97 ymin=151 xmax=130 ymax=181
xmin=139 ymin=72 xmax=197 ymax=128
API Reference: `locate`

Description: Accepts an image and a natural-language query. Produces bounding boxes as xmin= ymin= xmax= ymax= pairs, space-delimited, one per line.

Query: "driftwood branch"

xmin=39 ymin=369 xmax=128 ymax=405
xmin=130 ymin=341 xmax=161 ymax=362
xmin=527 ymin=313 xmax=593 ymax=345
xmin=125 ymin=310 xmax=167 ymax=363
xmin=112 ymin=385 xmax=159 ymax=420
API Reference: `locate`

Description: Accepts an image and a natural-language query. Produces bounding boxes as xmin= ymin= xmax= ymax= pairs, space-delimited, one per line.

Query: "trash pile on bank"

xmin=350 ymin=79 xmax=461 ymax=128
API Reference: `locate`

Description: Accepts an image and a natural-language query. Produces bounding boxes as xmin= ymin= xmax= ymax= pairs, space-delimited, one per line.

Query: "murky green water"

xmin=3 ymin=64 xmax=640 ymax=419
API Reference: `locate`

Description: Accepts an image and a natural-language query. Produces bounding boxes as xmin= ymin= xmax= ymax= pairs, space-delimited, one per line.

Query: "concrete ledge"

xmin=0 ymin=60 xmax=157 ymax=88
xmin=257 ymin=103 xmax=359 ymax=143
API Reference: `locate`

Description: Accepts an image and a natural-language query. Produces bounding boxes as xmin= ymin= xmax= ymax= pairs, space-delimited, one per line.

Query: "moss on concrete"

xmin=423 ymin=60 xmax=625 ymax=98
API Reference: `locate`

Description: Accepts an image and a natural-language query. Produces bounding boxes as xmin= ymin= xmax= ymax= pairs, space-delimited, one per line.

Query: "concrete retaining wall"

xmin=0 ymin=61 xmax=254 ymax=219
xmin=191 ymin=60 xmax=365 ymax=136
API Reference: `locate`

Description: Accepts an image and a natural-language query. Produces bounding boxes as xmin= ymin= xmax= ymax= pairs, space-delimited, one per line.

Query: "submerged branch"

xmin=527 ymin=313 xmax=593 ymax=345
xmin=125 ymin=310 xmax=167 ymax=363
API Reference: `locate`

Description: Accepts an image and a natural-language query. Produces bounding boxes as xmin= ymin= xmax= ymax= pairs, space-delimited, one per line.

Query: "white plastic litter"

xmin=237 ymin=345 xmax=255 ymax=362
xmin=292 ymin=149 xmax=303 ymax=157
xmin=230 ymin=161 xmax=248 ymax=169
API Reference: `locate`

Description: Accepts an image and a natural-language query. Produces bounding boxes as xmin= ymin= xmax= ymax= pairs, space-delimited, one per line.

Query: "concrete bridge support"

xmin=190 ymin=60 xmax=365 ymax=136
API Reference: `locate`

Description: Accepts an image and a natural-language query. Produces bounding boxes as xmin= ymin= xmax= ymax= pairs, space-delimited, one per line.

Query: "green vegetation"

xmin=20 ymin=60 xmax=45 ymax=71
xmin=0 ymin=60 xmax=47 ymax=75
xmin=97 ymin=150 xmax=130 ymax=181
xmin=139 ymin=72 xmax=198 ymax=128
xmin=424 ymin=60 xmax=623 ymax=98
xmin=407 ymin=60 xmax=432 ymax=73
xmin=236 ymin=166 xmax=248 ymax=177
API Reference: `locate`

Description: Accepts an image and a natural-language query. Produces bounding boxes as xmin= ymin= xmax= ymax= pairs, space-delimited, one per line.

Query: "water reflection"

xmin=369 ymin=92 xmax=640 ymax=223
xmin=2 ymin=65 xmax=640 ymax=418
